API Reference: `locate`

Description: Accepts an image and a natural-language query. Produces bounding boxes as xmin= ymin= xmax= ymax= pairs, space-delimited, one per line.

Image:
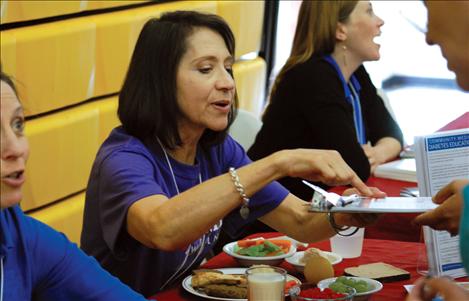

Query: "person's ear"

xmin=336 ymin=22 xmax=348 ymax=41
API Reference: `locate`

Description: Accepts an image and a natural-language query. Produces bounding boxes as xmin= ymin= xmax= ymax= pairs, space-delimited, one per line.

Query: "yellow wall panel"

xmin=97 ymin=96 xmax=120 ymax=142
xmin=233 ymin=57 xmax=266 ymax=117
xmin=22 ymin=104 xmax=100 ymax=211
xmin=20 ymin=96 xmax=123 ymax=211
xmin=1 ymin=0 xmax=83 ymax=24
xmin=94 ymin=1 xmax=217 ymax=96
xmin=216 ymin=1 xmax=264 ymax=59
xmin=28 ymin=193 xmax=86 ymax=245
xmin=1 ymin=1 xmax=218 ymax=117
xmin=1 ymin=22 xmax=96 ymax=117
xmin=93 ymin=12 xmax=136 ymax=97
xmin=0 ymin=0 xmax=151 ymax=25
xmin=86 ymin=0 xmax=149 ymax=11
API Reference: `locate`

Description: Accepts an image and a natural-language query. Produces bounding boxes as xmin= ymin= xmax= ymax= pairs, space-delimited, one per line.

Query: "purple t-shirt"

xmin=81 ymin=127 xmax=289 ymax=297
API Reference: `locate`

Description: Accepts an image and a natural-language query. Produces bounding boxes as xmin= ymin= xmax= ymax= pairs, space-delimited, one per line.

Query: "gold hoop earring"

xmin=343 ymin=45 xmax=347 ymax=67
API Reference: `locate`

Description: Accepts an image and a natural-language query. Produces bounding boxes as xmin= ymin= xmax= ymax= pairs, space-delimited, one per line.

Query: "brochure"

xmin=415 ymin=128 xmax=469 ymax=278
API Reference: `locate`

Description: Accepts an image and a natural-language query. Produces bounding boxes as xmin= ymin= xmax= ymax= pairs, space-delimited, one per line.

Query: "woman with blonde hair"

xmin=249 ymin=1 xmax=403 ymax=201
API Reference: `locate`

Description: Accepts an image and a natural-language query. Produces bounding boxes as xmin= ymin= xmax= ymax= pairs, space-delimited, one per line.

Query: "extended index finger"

xmin=350 ymin=174 xmax=372 ymax=196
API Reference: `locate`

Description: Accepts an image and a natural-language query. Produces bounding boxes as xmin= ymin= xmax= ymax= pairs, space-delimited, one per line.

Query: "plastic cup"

xmin=246 ymin=266 xmax=286 ymax=301
xmin=417 ymin=227 xmax=429 ymax=276
xmin=330 ymin=227 xmax=365 ymax=258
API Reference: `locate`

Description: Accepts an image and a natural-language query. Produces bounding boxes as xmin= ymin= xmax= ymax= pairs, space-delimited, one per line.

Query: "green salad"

xmin=329 ymin=276 xmax=372 ymax=293
xmin=233 ymin=240 xmax=285 ymax=257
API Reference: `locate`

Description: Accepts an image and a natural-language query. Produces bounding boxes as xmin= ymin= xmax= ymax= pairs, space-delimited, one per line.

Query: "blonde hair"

xmin=268 ymin=0 xmax=357 ymax=105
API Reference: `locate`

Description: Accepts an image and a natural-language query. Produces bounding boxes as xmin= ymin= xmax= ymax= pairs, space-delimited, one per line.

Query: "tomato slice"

xmin=284 ymin=280 xmax=298 ymax=294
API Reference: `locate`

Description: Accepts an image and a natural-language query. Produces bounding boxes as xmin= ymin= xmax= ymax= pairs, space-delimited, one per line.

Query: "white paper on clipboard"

xmin=308 ymin=197 xmax=438 ymax=213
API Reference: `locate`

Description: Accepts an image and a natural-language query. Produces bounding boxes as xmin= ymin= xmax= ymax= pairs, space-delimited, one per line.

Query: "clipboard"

xmin=302 ymin=180 xmax=438 ymax=213
xmin=308 ymin=196 xmax=438 ymax=213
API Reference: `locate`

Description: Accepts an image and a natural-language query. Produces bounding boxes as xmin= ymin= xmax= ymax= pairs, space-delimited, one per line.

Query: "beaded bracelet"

xmin=327 ymin=212 xmax=359 ymax=236
xmin=229 ymin=167 xmax=250 ymax=219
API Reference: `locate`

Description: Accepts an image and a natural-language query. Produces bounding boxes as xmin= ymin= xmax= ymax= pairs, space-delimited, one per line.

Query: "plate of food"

xmin=317 ymin=276 xmax=383 ymax=301
xmin=223 ymin=238 xmax=296 ymax=266
xmin=182 ymin=267 xmax=301 ymax=300
xmin=285 ymin=248 xmax=342 ymax=273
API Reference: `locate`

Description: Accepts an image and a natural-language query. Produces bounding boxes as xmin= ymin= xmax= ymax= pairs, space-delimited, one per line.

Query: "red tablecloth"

xmin=149 ymin=232 xmax=467 ymax=301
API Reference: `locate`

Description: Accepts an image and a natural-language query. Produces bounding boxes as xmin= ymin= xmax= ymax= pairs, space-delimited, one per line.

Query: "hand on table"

xmin=406 ymin=277 xmax=469 ymax=301
xmin=362 ymin=144 xmax=386 ymax=174
xmin=413 ymin=179 xmax=469 ymax=236
xmin=362 ymin=137 xmax=402 ymax=174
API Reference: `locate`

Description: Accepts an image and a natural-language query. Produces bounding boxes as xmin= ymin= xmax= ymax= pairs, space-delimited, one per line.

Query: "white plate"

xmin=285 ymin=251 xmax=342 ymax=273
xmin=182 ymin=267 xmax=301 ymax=301
xmin=317 ymin=276 xmax=383 ymax=297
xmin=223 ymin=241 xmax=296 ymax=267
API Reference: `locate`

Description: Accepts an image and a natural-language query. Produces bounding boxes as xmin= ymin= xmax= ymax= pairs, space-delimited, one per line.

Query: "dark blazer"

xmin=248 ymin=56 xmax=403 ymax=201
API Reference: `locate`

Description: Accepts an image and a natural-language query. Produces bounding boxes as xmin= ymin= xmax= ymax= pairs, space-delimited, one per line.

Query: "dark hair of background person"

xmin=0 ymin=65 xmax=18 ymax=96
xmin=118 ymin=11 xmax=239 ymax=151
xmin=267 ymin=1 xmax=357 ymax=111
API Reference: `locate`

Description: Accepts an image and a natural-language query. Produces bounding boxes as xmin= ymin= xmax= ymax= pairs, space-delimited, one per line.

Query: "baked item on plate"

xmin=344 ymin=262 xmax=410 ymax=282
xmin=191 ymin=269 xmax=247 ymax=298
xmin=299 ymin=247 xmax=327 ymax=264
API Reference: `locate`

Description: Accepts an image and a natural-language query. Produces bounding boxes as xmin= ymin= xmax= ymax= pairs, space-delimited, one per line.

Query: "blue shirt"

xmin=81 ymin=127 xmax=289 ymax=297
xmin=0 ymin=205 xmax=146 ymax=301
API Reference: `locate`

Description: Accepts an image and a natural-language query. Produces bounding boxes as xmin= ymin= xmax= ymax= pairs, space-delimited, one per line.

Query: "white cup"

xmin=330 ymin=227 xmax=365 ymax=258
xmin=246 ymin=266 xmax=286 ymax=301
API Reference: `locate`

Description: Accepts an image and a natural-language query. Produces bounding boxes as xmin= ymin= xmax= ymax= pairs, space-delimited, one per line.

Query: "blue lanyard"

xmin=323 ymin=55 xmax=366 ymax=144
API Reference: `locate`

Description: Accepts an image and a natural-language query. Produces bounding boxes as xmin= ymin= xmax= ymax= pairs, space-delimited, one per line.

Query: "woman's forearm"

xmin=373 ymin=137 xmax=402 ymax=163
xmin=128 ymin=152 xmax=288 ymax=250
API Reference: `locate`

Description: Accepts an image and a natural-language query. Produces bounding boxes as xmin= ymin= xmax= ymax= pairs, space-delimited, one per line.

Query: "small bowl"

xmin=289 ymin=282 xmax=355 ymax=301
xmin=223 ymin=241 xmax=296 ymax=267
xmin=317 ymin=276 xmax=383 ymax=301
xmin=285 ymin=251 xmax=343 ymax=273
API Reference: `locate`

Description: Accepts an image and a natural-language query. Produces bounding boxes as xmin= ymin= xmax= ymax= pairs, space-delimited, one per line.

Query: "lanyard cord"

xmin=349 ymin=82 xmax=366 ymax=144
xmin=156 ymin=138 xmax=205 ymax=289
xmin=156 ymin=138 xmax=202 ymax=194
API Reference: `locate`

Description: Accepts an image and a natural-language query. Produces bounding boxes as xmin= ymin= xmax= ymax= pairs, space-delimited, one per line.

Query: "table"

xmin=150 ymin=232 xmax=467 ymax=301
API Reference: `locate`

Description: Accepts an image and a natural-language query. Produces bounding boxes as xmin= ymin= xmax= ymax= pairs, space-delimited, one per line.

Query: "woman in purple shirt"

xmin=81 ymin=11 xmax=384 ymax=297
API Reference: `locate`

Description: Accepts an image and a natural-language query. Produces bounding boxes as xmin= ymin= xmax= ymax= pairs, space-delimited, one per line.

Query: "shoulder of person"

xmin=354 ymin=65 xmax=374 ymax=85
xmin=11 ymin=206 xmax=70 ymax=261
xmin=276 ymin=57 xmax=342 ymax=98
xmin=285 ymin=56 xmax=337 ymax=81
xmin=97 ymin=126 xmax=155 ymax=164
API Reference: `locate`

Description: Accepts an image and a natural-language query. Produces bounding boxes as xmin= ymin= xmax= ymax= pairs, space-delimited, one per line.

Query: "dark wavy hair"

xmin=118 ymin=11 xmax=238 ymax=150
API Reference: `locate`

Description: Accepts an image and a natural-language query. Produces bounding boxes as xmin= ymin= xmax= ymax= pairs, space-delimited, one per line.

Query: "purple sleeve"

xmin=220 ymin=136 xmax=289 ymax=237
xmin=97 ymin=149 xmax=163 ymax=254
